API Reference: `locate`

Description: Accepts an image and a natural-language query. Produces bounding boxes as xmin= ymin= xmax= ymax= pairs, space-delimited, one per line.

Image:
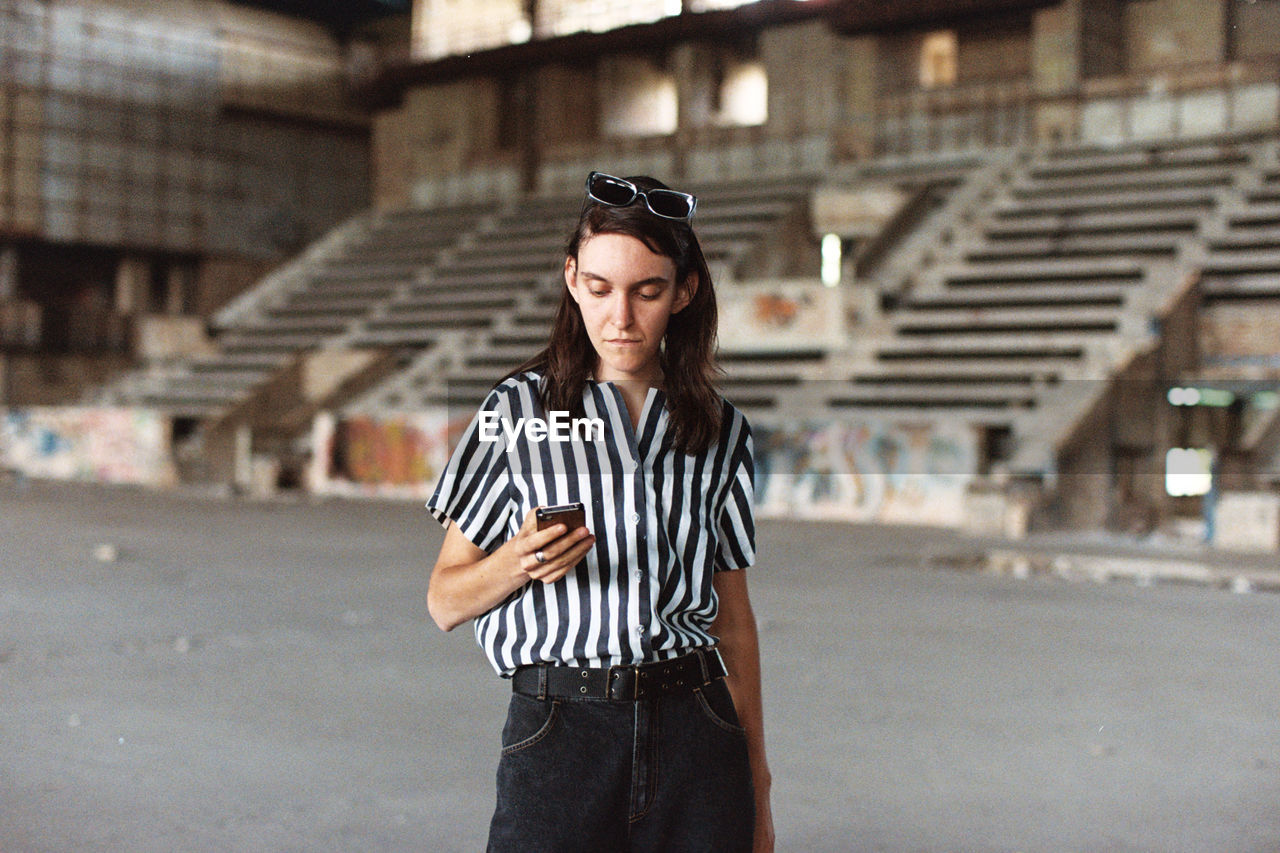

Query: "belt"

xmin=510 ymin=647 xmax=726 ymax=701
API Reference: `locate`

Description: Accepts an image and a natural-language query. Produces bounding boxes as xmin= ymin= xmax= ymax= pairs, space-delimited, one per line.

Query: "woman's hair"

xmin=505 ymin=175 xmax=723 ymax=455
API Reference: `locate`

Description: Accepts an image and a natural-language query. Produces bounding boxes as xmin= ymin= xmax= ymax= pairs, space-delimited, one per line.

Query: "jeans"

xmin=486 ymin=677 xmax=755 ymax=852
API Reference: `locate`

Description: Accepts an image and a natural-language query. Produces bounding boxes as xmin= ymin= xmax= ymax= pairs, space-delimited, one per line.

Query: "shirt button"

xmin=636 ymin=626 xmax=646 ymax=635
xmin=635 ymin=570 xmax=643 ymax=580
xmin=630 ymin=512 xmax=641 ymax=523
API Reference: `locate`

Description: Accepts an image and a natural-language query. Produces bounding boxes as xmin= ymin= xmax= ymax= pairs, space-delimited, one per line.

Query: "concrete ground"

xmin=2 ymin=479 xmax=1278 ymax=852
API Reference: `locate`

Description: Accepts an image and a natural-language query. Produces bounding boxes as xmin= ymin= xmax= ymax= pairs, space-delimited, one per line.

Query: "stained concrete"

xmin=2 ymin=480 xmax=1278 ymax=852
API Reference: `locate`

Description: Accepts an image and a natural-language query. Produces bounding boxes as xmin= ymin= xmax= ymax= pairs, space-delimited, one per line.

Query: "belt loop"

xmin=537 ymin=664 xmax=547 ymax=701
xmin=695 ymin=647 xmax=710 ymax=684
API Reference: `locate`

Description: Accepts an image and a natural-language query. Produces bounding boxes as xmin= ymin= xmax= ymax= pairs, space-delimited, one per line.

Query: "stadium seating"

xmin=98 ymin=205 xmax=487 ymax=417
xmin=98 ymin=134 xmax=1279 ymax=484
xmin=825 ymin=137 xmax=1267 ymax=470
xmin=1201 ymin=139 xmax=1280 ymax=303
xmin=347 ymin=175 xmax=821 ymax=413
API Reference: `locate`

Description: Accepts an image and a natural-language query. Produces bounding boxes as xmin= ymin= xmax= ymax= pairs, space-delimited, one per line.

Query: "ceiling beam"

xmin=827 ymin=0 xmax=1055 ymax=34
xmin=361 ymin=0 xmax=841 ymax=107
xmin=361 ymin=0 xmax=1056 ymax=107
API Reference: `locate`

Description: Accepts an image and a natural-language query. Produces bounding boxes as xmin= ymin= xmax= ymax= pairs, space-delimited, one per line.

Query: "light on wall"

xmin=821 ymin=234 xmax=842 ymax=287
xmin=1165 ymin=447 xmax=1213 ymax=497
xmin=920 ymin=30 xmax=957 ymax=88
xmin=508 ymin=19 xmax=532 ymax=42
xmin=718 ymin=61 xmax=768 ymax=127
xmin=1167 ymin=386 xmax=1236 ymax=407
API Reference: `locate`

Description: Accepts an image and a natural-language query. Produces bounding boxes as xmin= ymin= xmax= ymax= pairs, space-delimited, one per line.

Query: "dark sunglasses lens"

xmin=589 ymin=175 xmax=636 ymax=206
xmin=646 ymin=190 xmax=694 ymax=219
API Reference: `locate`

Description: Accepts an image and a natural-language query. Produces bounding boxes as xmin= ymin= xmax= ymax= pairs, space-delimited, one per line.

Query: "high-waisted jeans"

xmin=486 ymin=676 xmax=755 ymax=852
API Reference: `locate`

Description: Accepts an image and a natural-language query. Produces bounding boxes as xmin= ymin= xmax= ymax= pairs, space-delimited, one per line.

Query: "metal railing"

xmin=872 ymin=62 xmax=1280 ymax=159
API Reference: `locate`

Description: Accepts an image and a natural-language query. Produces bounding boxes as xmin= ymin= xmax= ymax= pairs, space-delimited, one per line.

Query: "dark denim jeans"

xmin=486 ymin=677 xmax=755 ymax=852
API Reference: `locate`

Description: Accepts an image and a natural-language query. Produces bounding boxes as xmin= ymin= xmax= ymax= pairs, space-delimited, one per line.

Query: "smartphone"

xmin=535 ymin=502 xmax=586 ymax=533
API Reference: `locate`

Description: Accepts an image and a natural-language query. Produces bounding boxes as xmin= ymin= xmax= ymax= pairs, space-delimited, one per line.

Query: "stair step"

xmin=907 ymin=282 xmax=1130 ymax=308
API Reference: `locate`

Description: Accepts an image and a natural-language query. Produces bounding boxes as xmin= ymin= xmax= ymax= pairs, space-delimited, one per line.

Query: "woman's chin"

xmin=597 ymin=353 xmax=658 ymax=379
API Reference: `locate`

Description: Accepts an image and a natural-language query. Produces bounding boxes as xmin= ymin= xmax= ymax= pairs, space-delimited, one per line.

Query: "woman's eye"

xmin=638 ymin=291 xmax=660 ymax=301
xmin=589 ymin=289 xmax=608 ymax=298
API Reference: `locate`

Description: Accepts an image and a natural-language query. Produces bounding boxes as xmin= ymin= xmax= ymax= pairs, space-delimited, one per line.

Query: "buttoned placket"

xmin=606 ymin=383 xmax=661 ymax=658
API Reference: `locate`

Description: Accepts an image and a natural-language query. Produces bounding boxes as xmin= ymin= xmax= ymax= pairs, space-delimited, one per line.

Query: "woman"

xmin=425 ymin=172 xmax=773 ymax=852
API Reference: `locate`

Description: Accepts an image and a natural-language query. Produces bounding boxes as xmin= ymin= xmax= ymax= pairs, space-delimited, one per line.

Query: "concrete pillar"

xmin=1031 ymin=0 xmax=1083 ymax=145
xmin=165 ymin=264 xmax=191 ymax=315
xmin=761 ymin=21 xmax=839 ymax=141
xmin=835 ymin=35 xmax=878 ymax=161
xmin=234 ymin=423 xmax=253 ymax=493
xmin=0 ymin=245 xmax=17 ymax=300
xmin=114 ymin=256 xmax=150 ymax=316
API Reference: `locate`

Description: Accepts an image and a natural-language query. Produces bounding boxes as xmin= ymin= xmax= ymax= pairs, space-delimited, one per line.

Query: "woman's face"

xmin=564 ymin=232 xmax=694 ymax=384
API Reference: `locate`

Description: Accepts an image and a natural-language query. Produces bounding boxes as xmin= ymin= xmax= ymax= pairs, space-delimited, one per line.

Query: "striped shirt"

xmin=426 ymin=371 xmax=755 ymax=676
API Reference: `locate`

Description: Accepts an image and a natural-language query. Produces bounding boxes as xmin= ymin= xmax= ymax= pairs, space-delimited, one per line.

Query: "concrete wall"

xmin=0 ymin=352 xmax=133 ymax=406
xmin=0 ymin=405 xmax=176 ymax=486
xmin=194 ymin=256 xmax=275 ymax=319
xmin=1201 ymin=302 xmax=1280 ymax=362
xmin=311 ymin=408 xmax=978 ymax=526
xmin=1125 ymin=0 xmax=1225 ymax=71
xmin=372 ymin=77 xmax=504 ymax=208
xmin=1234 ymin=0 xmax=1280 ymax=61
xmin=1 ymin=0 xmax=371 ymax=258
xmin=761 ymin=22 xmax=841 ymax=138
xmin=379 ymin=0 xmax=1279 ymax=205
xmin=1214 ymin=491 xmax=1280 ymax=552
xmin=1080 ymin=0 xmax=1126 ymax=78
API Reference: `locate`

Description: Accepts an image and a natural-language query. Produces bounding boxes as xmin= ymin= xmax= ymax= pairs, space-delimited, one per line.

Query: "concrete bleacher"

xmin=96 ymin=134 xmax=1277 ymax=489
xmin=98 ymin=204 xmax=487 ymax=418
xmin=822 ymin=137 xmax=1268 ymax=470
xmin=1201 ymin=140 xmax=1280 ymax=302
xmin=700 ymin=158 xmax=988 ymax=416
xmin=353 ymin=194 xmax=578 ymax=351
xmin=349 ymin=175 xmax=820 ymax=414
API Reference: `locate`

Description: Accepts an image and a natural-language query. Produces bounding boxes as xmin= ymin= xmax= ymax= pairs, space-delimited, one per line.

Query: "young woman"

xmin=425 ymin=172 xmax=773 ymax=852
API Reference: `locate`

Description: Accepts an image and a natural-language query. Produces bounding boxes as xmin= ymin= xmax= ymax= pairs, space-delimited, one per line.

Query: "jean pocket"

xmin=693 ymin=681 xmax=747 ymax=736
xmin=500 ymin=694 xmax=561 ymax=755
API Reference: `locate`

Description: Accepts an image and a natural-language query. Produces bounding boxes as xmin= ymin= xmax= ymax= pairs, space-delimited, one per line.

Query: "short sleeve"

xmin=425 ymin=388 xmax=513 ymax=553
xmin=714 ymin=418 xmax=755 ymax=571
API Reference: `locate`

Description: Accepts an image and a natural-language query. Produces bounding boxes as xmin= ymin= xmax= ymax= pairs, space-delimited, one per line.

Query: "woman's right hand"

xmin=428 ymin=508 xmax=595 ymax=631
xmin=509 ymin=508 xmax=595 ymax=585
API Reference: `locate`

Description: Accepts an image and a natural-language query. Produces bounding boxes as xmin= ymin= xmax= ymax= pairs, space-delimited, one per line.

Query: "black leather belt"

xmin=511 ymin=647 xmax=726 ymax=701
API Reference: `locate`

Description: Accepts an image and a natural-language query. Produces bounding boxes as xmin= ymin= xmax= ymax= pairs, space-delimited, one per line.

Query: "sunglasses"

xmin=585 ymin=171 xmax=698 ymax=221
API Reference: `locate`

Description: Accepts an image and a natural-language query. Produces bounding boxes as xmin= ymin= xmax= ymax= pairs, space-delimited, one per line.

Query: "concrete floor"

xmin=2 ymin=480 xmax=1278 ymax=852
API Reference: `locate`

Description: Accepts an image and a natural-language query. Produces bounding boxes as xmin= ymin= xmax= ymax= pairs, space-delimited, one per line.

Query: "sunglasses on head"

xmin=585 ymin=171 xmax=698 ymax=222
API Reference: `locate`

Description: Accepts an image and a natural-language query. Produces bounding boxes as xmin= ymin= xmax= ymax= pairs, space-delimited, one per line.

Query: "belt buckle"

xmin=606 ymin=663 xmax=637 ymax=700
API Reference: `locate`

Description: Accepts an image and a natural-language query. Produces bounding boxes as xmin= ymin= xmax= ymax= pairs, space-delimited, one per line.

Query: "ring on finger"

xmin=534 ymin=550 xmax=547 ymax=564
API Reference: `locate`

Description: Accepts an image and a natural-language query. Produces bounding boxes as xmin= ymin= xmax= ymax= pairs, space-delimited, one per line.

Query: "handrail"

xmin=871 ymin=61 xmax=1280 ymax=157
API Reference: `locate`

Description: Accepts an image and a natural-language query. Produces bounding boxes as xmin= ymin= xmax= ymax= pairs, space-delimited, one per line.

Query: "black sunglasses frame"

xmin=585 ymin=171 xmax=698 ymax=222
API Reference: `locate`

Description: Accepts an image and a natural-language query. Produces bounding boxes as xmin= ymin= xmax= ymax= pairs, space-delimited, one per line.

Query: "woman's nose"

xmin=611 ymin=294 xmax=633 ymax=328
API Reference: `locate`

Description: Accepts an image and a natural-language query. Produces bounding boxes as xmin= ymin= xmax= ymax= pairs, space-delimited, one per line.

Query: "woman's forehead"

xmin=574 ymin=232 xmax=676 ymax=280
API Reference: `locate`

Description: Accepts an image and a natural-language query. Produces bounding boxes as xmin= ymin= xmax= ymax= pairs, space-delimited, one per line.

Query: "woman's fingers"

xmin=526 ymin=528 xmax=594 ymax=581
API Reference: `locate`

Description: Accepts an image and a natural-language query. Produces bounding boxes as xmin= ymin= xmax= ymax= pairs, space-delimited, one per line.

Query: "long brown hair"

xmin=505 ymin=175 xmax=723 ymax=455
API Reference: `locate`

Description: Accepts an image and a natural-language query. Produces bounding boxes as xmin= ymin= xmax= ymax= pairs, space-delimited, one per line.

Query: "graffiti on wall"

xmin=754 ymin=419 xmax=976 ymax=526
xmin=312 ymin=410 xmax=977 ymax=525
xmin=0 ymin=407 xmax=176 ymax=486
xmin=311 ymin=410 xmax=454 ymax=498
xmin=718 ymin=281 xmax=847 ymax=353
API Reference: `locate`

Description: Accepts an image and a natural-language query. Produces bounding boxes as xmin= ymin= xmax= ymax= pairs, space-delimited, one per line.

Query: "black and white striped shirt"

xmin=426 ymin=371 xmax=755 ymax=676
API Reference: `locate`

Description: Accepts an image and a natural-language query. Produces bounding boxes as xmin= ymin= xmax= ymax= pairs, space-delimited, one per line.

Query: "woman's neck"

xmin=592 ymin=366 xmax=662 ymax=430
xmin=591 ymin=363 xmax=663 ymax=391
